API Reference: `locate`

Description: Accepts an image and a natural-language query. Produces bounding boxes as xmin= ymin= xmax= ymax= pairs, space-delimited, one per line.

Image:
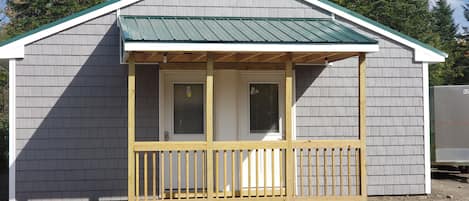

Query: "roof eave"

xmin=0 ymin=0 xmax=142 ymax=59
xmin=307 ymin=0 xmax=447 ymax=62
xmin=0 ymin=0 xmax=448 ymax=63
xmin=124 ymin=41 xmax=380 ymax=53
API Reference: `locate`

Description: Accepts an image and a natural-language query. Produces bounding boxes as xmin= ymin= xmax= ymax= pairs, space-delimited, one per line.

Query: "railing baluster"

xmin=169 ymin=151 xmax=173 ymax=200
xmin=324 ymin=148 xmax=327 ymax=196
xmin=178 ymin=151 xmax=181 ymax=200
xmin=264 ymin=148 xmax=267 ymax=197
xmin=194 ymin=151 xmax=198 ymax=198
xmin=256 ymin=149 xmax=259 ymax=198
xmin=299 ymin=148 xmax=303 ymax=197
xmin=153 ymin=153 xmax=156 ymax=201
xmin=161 ymin=152 xmax=165 ymax=200
xmin=356 ymin=148 xmax=360 ymax=196
xmin=144 ymin=152 xmax=148 ymax=201
xmin=347 ymin=147 xmax=351 ymax=196
xmin=239 ymin=150 xmax=244 ymax=198
xmin=271 ymin=149 xmax=275 ymax=198
xmin=136 ymin=153 xmax=140 ymax=201
xmin=308 ymin=148 xmax=312 ymax=196
xmin=248 ymin=149 xmax=251 ymax=198
xmin=332 ymin=148 xmax=335 ymax=196
xmin=202 ymin=151 xmax=206 ymax=198
xmin=279 ymin=149 xmax=283 ymax=197
xmin=216 ymin=150 xmax=219 ymax=198
xmin=185 ymin=151 xmax=189 ymax=199
xmin=231 ymin=150 xmax=235 ymax=198
xmin=340 ymin=148 xmax=343 ymax=196
xmin=315 ymin=148 xmax=319 ymax=196
xmin=224 ymin=150 xmax=227 ymax=199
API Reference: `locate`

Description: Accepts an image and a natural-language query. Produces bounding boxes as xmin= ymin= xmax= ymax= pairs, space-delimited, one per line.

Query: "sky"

xmin=0 ymin=0 xmax=468 ymax=32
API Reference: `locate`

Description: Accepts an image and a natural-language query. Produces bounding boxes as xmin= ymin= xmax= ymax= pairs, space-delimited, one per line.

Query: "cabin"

xmin=0 ymin=0 xmax=447 ymax=201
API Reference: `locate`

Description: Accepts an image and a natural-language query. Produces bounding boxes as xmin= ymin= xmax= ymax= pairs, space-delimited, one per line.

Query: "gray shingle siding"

xmin=13 ymin=0 xmax=427 ymax=199
xmin=296 ymin=16 xmax=425 ymax=195
xmin=15 ymin=12 xmax=158 ymax=201
xmin=120 ymin=0 xmax=331 ymax=18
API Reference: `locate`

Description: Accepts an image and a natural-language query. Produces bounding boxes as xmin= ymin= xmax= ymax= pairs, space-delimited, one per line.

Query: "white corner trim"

xmin=0 ymin=0 xmax=140 ymax=59
xmin=422 ymin=62 xmax=431 ymax=194
xmin=305 ymin=0 xmax=447 ymax=62
xmin=124 ymin=42 xmax=379 ymax=53
xmin=9 ymin=59 xmax=16 ymax=201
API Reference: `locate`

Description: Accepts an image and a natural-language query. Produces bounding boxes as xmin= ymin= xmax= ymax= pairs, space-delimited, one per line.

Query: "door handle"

xmin=164 ymin=131 xmax=170 ymax=141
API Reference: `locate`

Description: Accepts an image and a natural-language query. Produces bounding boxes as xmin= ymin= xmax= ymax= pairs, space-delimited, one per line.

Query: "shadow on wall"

xmin=15 ymin=21 xmax=158 ymax=201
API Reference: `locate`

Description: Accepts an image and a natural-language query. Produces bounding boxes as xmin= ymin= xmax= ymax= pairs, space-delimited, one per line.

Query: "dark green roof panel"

xmin=119 ymin=16 xmax=378 ymax=44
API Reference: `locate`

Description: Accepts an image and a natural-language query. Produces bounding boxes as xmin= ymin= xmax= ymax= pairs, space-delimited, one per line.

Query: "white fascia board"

xmin=0 ymin=0 xmax=140 ymax=59
xmin=306 ymin=0 xmax=447 ymax=63
xmin=124 ymin=42 xmax=379 ymax=53
xmin=0 ymin=46 xmax=24 ymax=59
xmin=9 ymin=59 xmax=16 ymax=201
xmin=422 ymin=62 xmax=431 ymax=194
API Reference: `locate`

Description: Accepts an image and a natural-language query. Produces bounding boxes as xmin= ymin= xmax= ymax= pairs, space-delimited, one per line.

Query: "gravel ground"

xmin=370 ymin=169 xmax=469 ymax=201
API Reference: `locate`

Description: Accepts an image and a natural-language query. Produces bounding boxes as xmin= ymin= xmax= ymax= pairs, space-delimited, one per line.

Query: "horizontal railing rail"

xmin=131 ymin=140 xmax=365 ymax=201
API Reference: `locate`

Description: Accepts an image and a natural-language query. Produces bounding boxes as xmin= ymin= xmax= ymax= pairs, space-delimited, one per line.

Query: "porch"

xmin=121 ymin=16 xmax=377 ymax=201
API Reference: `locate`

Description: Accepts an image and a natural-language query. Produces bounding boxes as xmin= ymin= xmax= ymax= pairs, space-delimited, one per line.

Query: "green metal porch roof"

xmin=118 ymin=16 xmax=378 ymax=44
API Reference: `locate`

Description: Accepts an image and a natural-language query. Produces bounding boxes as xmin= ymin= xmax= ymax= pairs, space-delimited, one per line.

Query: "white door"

xmin=237 ymin=71 xmax=285 ymax=193
xmin=160 ymin=70 xmax=206 ymax=190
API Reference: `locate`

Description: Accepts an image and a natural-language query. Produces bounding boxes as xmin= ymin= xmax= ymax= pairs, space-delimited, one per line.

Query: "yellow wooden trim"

xmin=292 ymin=140 xmax=361 ymax=149
xmin=359 ymin=53 xmax=367 ymax=198
xmin=206 ymin=54 xmax=215 ymax=199
xmin=285 ymin=55 xmax=294 ymax=201
xmin=213 ymin=141 xmax=288 ymax=150
xmin=134 ymin=141 xmax=207 ymax=151
xmin=128 ymin=57 xmax=136 ymax=201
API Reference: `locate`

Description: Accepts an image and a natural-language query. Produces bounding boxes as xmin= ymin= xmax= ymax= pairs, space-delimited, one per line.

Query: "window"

xmin=249 ymin=84 xmax=279 ymax=133
xmin=173 ymin=84 xmax=204 ymax=134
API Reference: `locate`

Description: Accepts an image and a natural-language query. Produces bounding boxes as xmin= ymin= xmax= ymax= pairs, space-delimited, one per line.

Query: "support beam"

xmin=206 ymin=54 xmax=215 ymax=199
xmin=128 ymin=56 xmax=136 ymax=201
xmin=358 ymin=53 xmax=367 ymax=198
xmin=284 ymin=54 xmax=295 ymax=200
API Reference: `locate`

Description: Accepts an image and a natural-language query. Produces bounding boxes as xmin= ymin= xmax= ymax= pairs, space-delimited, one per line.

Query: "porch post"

xmin=285 ymin=54 xmax=295 ymax=200
xmin=128 ymin=56 xmax=136 ymax=201
xmin=206 ymin=54 xmax=215 ymax=199
xmin=358 ymin=53 xmax=368 ymax=198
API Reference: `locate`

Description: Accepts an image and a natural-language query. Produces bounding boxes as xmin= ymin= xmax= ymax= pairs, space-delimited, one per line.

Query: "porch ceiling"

xmin=130 ymin=51 xmax=358 ymax=64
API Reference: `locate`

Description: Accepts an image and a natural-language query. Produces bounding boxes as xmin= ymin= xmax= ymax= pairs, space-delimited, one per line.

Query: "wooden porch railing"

xmin=127 ymin=53 xmax=368 ymax=201
xmin=130 ymin=140 xmax=365 ymax=201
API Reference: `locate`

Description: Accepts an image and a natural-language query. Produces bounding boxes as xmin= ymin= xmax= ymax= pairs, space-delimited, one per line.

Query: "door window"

xmin=173 ymin=84 xmax=204 ymax=134
xmin=249 ymin=84 xmax=279 ymax=133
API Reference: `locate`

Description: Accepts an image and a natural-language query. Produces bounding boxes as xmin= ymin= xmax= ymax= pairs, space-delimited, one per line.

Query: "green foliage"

xmin=3 ymin=0 xmax=104 ymax=39
xmin=0 ymin=65 xmax=7 ymax=170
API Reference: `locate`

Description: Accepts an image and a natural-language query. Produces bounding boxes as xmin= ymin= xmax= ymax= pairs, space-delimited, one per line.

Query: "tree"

xmin=429 ymin=0 xmax=463 ymax=85
xmin=3 ymin=0 xmax=104 ymax=39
